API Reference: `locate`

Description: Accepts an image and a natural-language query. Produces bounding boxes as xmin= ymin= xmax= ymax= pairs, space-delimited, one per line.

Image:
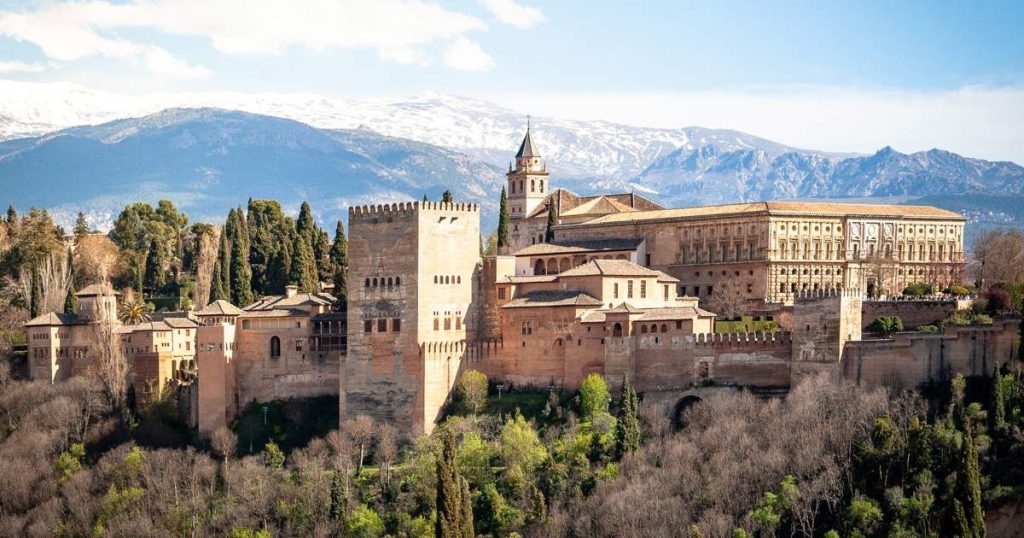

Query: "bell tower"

xmin=507 ymin=118 xmax=549 ymax=250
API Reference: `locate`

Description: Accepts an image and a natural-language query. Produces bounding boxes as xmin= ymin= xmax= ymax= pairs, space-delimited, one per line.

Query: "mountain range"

xmin=0 ymin=80 xmax=1021 ymax=240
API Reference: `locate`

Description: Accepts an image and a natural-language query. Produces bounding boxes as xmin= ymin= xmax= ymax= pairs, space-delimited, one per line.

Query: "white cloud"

xmin=0 ymin=60 xmax=47 ymax=73
xmin=444 ymin=37 xmax=495 ymax=71
xmin=0 ymin=0 xmax=496 ymax=76
xmin=479 ymin=0 xmax=545 ymax=29
xmin=491 ymin=85 xmax=1024 ymax=164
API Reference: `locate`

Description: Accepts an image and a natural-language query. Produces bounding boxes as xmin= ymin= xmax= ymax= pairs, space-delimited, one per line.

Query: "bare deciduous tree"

xmin=343 ymin=414 xmax=375 ymax=475
xmin=376 ymin=423 xmax=399 ymax=487
xmin=89 ymin=303 xmax=130 ymax=422
xmin=192 ymin=226 xmax=220 ymax=309
xmin=706 ymin=279 xmax=746 ymax=319
xmin=14 ymin=250 xmax=72 ymax=315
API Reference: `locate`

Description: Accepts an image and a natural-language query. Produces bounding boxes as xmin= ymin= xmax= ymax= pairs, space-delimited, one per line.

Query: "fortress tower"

xmin=344 ymin=201 xmax=481 ymax=435
xmin=789 ymin=288 xmax=863 ymax=383
xmin=507 ymin=122 xmax=549 ymax=251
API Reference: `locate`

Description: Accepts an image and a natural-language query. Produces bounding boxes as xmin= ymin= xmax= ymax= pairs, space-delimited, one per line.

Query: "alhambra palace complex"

xmin=24 ymin=128 xmax=1022 ymax=435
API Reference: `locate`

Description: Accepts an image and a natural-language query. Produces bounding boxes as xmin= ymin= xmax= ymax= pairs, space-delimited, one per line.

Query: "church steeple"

xmin=506 ymin=117 xmax=551 ymax=250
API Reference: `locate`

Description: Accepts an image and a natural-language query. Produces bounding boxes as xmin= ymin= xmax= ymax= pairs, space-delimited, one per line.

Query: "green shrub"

xmin=902 ymin=283 xmax=933 ymax=297
xmin=918 ymin=325 xmax=940 ymax=333
xmin=867 ymin=316 xmax=904 ymax=334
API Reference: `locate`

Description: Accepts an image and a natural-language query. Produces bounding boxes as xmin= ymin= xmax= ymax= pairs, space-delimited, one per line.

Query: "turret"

xmin=506 ymin=119 xmax=549 ymax=222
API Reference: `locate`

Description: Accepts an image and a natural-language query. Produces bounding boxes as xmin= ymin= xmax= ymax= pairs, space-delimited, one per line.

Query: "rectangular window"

xmin=433 ymin=318 xmax=440 ymax=331
xmin=640 ymin=280 xmax=647 ymax=298
xmin=444 ymin=318 xmax=451 ymax=330
xmin=392 ymin=318 xmax=401 ymax=332
xmin=613 ymin=282 xmax=619 ymax=298
xmin=627 ymin=280 xmax=634 ymax=298
xmin=664 ymin=285 xmax=669 ymax=300
xmin=455 ymin=317 xmax=462 ymax=330
xmin=676 ymin=320 xmax=682 ymax=330
xmin=497 ymin=287 xmax=506 ymax=299
xmin=707 ymin=285 xmax=713 ymax=296
xmin=295 ymin=339 xmax=304 ymax=351
xmin=693 ymin=286 xmax=700 ymax=296
xmin=378 ymin=319 xmax=388 ymax=332
xmin=364 ymin=320 xmax=372 ymax=333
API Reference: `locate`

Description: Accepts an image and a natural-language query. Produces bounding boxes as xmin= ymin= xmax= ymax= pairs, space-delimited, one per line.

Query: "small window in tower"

xmin=392 ymin=318 xmax=401 ymax=332
xmin=540 ymin=180 xmax=544 ymax=192
xmin=364 ymin=320 xmax=372 ymax=333
xmin=378 ymin=319 xmax=388 ymax=332
xmin=531 ymin=179 xmax=535 ymax=192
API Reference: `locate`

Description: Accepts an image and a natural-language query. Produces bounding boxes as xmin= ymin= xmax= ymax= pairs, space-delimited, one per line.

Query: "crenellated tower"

xmin=507 ymin=120 xmax=549 ymax=250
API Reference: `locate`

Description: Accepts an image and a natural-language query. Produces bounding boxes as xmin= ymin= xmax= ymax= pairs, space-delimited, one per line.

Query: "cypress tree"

xmin=230 ymin=232 xmax=254 ymax=306
xmin=441 ymin=190 xmax=453 ymax=204
xmin=329 ymin=220 xmax=348 ymax=303
xmin=959 ymin=423 xmax=985 ymax=538
xmin=616 ymin=377 xmax=642 ymax=457
xmin=992 ymin=368 xmax=1007 ymax=435
xmin=545 ymin=202 xmax=557 ymax=242
xmin=266 ymin=245 xmax=291 ymax=294
xmin=330 ymin=471 xmax=346 ymax=521
xmin=209 ymin=256 xmax=226 ymax=303
xmin=497 ymin=186 xmax=510 ymax=250
xmin=296 ymin=201 xmax=317 ymax=247
xmin=30 ymin=265 xmax=42 ymax=318
xmin=423 ymin=194 xmax=429 ymax=202
xmin=289 ymin=236 xmax=318 ymax=293
xmin=143 ymin=238 xmax=164 ymax=291
xmin=436 ymin=429 xmax=473 ymax=538
xmin=219 ymin=228 xmax=231 ymax=298
xmin=315 ymin=229 xmax=333 ymax=282
xmin=64 ymin=248 xmax=78 ymax=315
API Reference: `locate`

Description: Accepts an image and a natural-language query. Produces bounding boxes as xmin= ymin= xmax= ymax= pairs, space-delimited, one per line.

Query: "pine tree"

xmin=436 ymin=429 xmax=473 ymax=538
xmin=442 ymin=190 xmax=453 ymax=204
xmin=290 ymin=236 xmax=318 ymax=293
xmin=230 ymin=232 xmax=254 ymax=307
xmin=992 ymin=368 xmax=1007 ymax=435
xmin=545 ymin=202 xmax=557 ymax=242
xmin=30 ymin=265 xmax=42 ymax=318
xmin=616 ymin=377 xmax=642 ymax=457
xmin=423 ymin=194 xmax=429 ymax=202
xmin=497 ymin=186 xmax=510 ymax=250
xmin=74 ymin=211 xmax=89 ymax=236
xmin=5 ymin=204 xmax=17 ymax=231
xmin=959 ymin=423 xmax=985 ymax=538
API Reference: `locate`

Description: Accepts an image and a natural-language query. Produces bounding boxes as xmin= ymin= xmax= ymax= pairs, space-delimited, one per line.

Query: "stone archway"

xmin=672 ymin=395 xmax=705 ymax=429
xmin=534 ymin=259 xmax=545 ymax=275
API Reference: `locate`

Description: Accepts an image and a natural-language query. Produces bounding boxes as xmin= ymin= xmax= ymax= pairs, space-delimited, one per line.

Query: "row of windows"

xmin=268 ymin=335 xmax=306 ymax=358
xmin=612 ymin=279 xmax=646 ymax=299
xmin=433 ymin=317 xmax=462 ymax=331
xmin=779 ymin=267 xmax=844 ymax=276
xmin=433 ymin=275 xmax=462 ymax=285
xmin=365 ymin=276 xmax=401 ymax=287
xmin=364 ymin=318 xmax=402 ymax=333
xmin=682 ymin=224 xmax=761 ymax=238
xmin=680 ymin=242 xmax=760 ymax=264
xmin=509 ymin=178 xmax=544 ymax=195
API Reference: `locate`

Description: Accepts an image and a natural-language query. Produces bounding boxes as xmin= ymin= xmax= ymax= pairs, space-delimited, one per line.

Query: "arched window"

xmin=365 ymin=278 xmax=370 ymax=287
xmin=612 ymin=323 xmax=623 ymax=337
xmin=444 ymin=276 xmax=449 ymax=284
xmin=641 ymin=325 xmax=648 ymax=333
xmin=457 ymin=276 xmax=461 ymax=284
xmin=372 ymin=277 xmax=378 ymax=286
xmin=519 ymin=180 xmax=523 ymax=192
xmin=534 ymin=259 xmax=545 ymax=275
xmin=434 ymin=276 xmax=438 ymax=284
xmin=387 ymin=277 xmax=393 ymax=286
xmin=510 ymin=181 xmax=515 ymax=194
xmin=270 ymin=336 xmax=281 ymax=359
xmin=395 ymin=277 xmax=400 ymax=286
xmin=661 ymin=324 xmax=668 ymax=333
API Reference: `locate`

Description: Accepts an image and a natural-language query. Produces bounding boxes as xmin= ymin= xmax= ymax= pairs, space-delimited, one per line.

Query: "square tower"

xmin=344 ymin=201 xmax=481 ymax=435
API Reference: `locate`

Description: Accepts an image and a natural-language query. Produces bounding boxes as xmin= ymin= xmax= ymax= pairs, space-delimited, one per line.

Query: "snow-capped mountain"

xmin=0 ymin=80 xmax=841 ymax=180
xmin=0 ymin=80 xmax=1022 ymax=237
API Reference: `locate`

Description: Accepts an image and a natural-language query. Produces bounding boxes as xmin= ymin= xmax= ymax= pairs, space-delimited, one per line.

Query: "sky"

xmin=0 ymin=0 xmax=1022 ymax=162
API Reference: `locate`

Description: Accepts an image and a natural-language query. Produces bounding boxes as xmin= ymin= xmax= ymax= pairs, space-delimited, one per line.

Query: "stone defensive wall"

xmin=420 ymin=338 xmax=502 ymax=364
xmin=625 ymin=331 xmax=794 ymax=393
xmin=861 ymin=298 xmax=968 ymax=330
xmin=842 ymin=317 xmax=1021 ymax=388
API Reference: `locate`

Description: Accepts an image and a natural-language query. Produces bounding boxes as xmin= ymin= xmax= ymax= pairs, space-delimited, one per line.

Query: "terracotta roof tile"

xmin=513 ymin=237 xmax=644 ymax=256
xmin=502 ymin=290 xmax=603 ymax=308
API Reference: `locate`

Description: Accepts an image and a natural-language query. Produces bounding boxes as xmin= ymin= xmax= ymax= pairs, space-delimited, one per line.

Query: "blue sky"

xmin=0 ymin=0 xmax=1022 ymax=161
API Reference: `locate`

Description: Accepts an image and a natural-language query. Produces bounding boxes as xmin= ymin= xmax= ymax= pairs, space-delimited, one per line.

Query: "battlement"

xmin=692 ymin=331 xmax=792 ymax=347
xmin=793 ymin=287 xmax=862 ymax=301
xmin=348 ymin=201 xmax=480 ymax=221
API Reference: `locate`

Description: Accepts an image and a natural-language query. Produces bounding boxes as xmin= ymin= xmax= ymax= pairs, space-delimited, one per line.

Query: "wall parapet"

xmin=793 ymin=287 xmax=862 ymax=301
xmin=348 ymin=201 xmax=480 ymax=220
xmin=693 ymin=331 xmax=792 ymax=347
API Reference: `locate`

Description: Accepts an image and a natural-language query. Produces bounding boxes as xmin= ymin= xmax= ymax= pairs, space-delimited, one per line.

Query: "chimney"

xmin=285 ymin=285 xmax=298 ymax=298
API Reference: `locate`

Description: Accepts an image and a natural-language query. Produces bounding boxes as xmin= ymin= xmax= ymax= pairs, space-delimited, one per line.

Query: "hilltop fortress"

xmin=23 ymin=127 xmax=1021 ymax=436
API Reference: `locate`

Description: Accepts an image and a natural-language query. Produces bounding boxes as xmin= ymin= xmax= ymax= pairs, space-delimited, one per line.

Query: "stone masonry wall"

xmin=862 ymin=299 xmax=961 ymax=330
